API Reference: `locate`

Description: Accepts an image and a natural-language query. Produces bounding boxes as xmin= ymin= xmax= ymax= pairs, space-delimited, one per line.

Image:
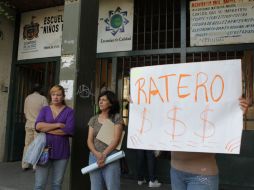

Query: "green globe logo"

xmin=104 ymin=7 xmax=129 ymax=36
xmin=110 ymin=14 xmax=123 ymax=29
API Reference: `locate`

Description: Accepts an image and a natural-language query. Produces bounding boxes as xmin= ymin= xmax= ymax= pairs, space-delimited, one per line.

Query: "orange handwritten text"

xmin=159 ymin=74 xmax=176 ymax=102
xmin=149 ymin=77 xmax=164 ymax=104
xmin=135 ymin=72 xmax=225 ymax=104
xmin=195 ymin=72 xmax=209 ymax=102
xmin=210 ymin=75 xmax=224 ymax=102
xmin=194 ymin=105 xmax=215 ymax=143
xmin=166 ymin=106 xmax=186 ymax=140
xmin=178 ymin=74 xmax=191 ymax=99
xmin=135 ymin=78 xmax=147 ymax=104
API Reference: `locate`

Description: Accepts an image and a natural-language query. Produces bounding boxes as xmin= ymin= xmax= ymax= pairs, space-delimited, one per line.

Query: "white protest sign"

xmin=127 ymin=60 xmax=243 ymax=154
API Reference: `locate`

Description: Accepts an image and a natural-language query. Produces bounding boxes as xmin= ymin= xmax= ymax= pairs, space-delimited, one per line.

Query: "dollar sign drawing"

xmin=166 ymin=106 xmax=186 ymax=140
xmin=139 ymin=107 xmax=152 ymax=134
xmin=195 ymin=105 xmax=215 ymax=143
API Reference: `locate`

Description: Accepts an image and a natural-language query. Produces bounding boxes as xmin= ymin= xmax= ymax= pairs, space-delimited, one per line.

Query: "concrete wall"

xmin=0 ymin=16 xmax=14 ymax=161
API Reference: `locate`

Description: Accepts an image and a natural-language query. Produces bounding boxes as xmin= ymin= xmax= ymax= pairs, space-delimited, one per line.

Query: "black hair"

xmin=32 ymin=83 xmax=42 ymax=93
xmin=98 ymin=90 xmax=120 ymax=118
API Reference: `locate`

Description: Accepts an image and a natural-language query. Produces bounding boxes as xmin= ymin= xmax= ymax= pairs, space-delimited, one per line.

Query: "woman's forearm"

xmin=47 ymin=129 xmax=66 ymax=135
xmin=36 ymin=122 xmax=64 ymax=132
xmin=87 ymin=139 xmax=100 ymax=156
xmin=87 ymin=127 xmax=101 ymax=157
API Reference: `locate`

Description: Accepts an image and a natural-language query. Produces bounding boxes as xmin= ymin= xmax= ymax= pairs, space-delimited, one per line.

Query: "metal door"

xmin=7 ymin=61 xmax=58 ymax=161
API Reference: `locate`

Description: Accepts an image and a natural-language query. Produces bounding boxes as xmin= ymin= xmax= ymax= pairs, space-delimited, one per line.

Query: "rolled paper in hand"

xmin=81 ymin=151 xmax=125 ymax=174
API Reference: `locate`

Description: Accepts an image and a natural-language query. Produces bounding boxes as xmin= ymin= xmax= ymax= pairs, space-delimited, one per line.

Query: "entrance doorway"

xmin=7 ymin=61 xmax=59 ymax=161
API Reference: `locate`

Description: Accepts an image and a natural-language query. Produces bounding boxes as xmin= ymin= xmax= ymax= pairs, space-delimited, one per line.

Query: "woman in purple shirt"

xmin=34 ymin=85 xmax=75 ymax=190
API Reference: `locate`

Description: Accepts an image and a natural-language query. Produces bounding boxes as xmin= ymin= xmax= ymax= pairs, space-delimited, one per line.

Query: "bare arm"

xmin=87 ymin=127 xmax=102 ymax=158
xmin=36 ymin=122 xmax=65 ymax=133
xmin=87 ymin=127 xmax=105 ymax=167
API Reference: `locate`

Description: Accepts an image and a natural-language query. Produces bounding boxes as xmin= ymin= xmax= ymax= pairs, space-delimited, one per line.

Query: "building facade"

xmin=0 ymin=11 xmax=15 ymax=162
xmin=0 ymin=0 xmax=253 ymax=189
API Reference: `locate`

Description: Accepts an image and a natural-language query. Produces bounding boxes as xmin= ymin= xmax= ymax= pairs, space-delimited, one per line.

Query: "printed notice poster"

xmin=60 ymin=80 xmax=74 ymax=100
xmin=190 ymin=0 xmax=254 ymax=46
xmin=97 ymin=0 xmax=133 ymax=53
xmin=127 ymin=60 xmax=244 ymax=154
xmin=18 ymin=6 xmax=64 ymax=60
xmin=61 ymin=54 xmax=75 ymax=68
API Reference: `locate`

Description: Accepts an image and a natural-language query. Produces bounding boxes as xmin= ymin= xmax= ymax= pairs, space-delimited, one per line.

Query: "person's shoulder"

xmin=41 ymin=105 xmax=50 ymax=110
xmin=64 ymin=106 xmax=74 ymax=114
xmin=112 ymin=113 xmax=124 ymax=125
xmin=113 ymin=113 xmax=122 ymax=120
xmin=25 ymin=93 xmax=33 ymax=100
xmin=38 ymin=93 xmax=47 ymax=99
xmin=88 ymin=115 xmax=98 ymax=126
xmin=39 ymin=105 xmax=50 ymax=113
xmin=65 ymin=106 xmax=73 ymax=111
xmin=89 ymin=115 xmax=99 ymax=123
xmin=90 ymin=115 xmax=98 ymax=120
xmin=40 ymin=94 xmax=47 ymax=98
xmin=31 ymin=92 xmax=46 ymax=99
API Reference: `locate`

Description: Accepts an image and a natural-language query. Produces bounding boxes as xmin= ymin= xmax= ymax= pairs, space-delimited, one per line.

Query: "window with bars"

xmin=133 ymin=0 xmax=181 ymax=50
xmin=95 ymin=0 xmax=254 ymax=129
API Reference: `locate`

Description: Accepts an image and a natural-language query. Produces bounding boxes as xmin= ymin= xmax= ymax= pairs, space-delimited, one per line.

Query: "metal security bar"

xmin=186 ymin=51 xmax=243 ymax=62
xmin=95 ymin=0 xmax=254 ymax=129
xmin=133 ymin=0 xmax=180 ymax=50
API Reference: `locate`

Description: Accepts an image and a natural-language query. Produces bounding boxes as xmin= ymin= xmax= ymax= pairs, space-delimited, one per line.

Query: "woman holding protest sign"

xmin=170 ymin=97 xmax=249 ymax=190
xmin=87 ymin=90 xmax=124 ymax=190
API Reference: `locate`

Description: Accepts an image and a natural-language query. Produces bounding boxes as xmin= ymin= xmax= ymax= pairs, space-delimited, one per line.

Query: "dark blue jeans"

xmin=136 ymin=149 xmax=156 ymax=182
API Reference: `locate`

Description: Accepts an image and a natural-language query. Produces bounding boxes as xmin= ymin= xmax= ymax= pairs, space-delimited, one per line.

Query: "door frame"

xmin=4 ymin=57 xmax=60 ymax=161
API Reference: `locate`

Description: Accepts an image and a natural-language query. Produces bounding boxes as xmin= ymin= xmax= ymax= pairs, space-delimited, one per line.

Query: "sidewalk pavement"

xmin=0 ymin=162 xmax=171 ymax=190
